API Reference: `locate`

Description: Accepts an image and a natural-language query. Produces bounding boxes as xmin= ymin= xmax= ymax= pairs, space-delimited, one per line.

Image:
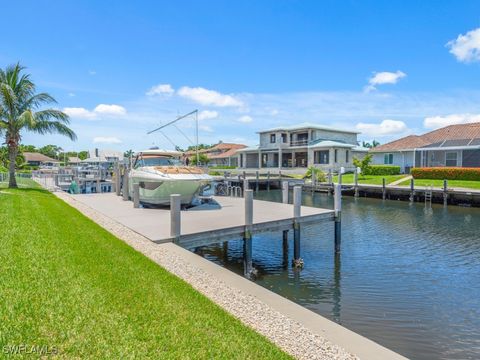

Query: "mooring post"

xmin=282 ymin=230 xmax=289 ymax=268
xmin=96 ymin=179 xmax=101 ymax=193
xmin=243 ymin=178 xmax=249 ymax=194
xmin=292 ymin=185 xmax=303 ymax=268
xmin=334 ymin=184 xmax=342 ymax=253
xmin=133 ymin=183 xmax=140 ymax=208
xmin=282 ymin=180 xmax=289 ymax=204
xmin=243 ymin=170 xmax=246 ymax=180
xmin=115 ymin=164 xmax=121 ymax=196
xmin=170 ymin=194 xmax=181 ymax=239
xmin=267 ymin=171 xmax=271 ymax=191
xmin=382 ymin=177 xmax=386 ymax=200
xmin=244 ymin=189 xmax=254 ymax=278
xmin=354 ymin=168 xmax=359 ymax=197
xmin=443 ymin=179 xmax=448 ymax=206
xmin=328 ymin=169 xmax=333 ymax=184
xmin=410 ymin=178 xmax=415 ymax=203
xmin=122 ymin=168 xmax=130 ymax=201
xmin=255 ymin=170 xmax=259 ymax=192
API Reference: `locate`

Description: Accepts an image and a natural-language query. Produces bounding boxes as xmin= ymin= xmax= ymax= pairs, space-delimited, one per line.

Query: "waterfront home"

xmin=370 ymin=122 xmax=480 ymax=173
xmin=188 ymin=142 xmax=246 ymax=167
xmin=236 ymin=123 xmax=368 ymax=172
xmin=23 ymin=152 xmax=60 ymax=168
xmin=83 ymin=148 xmax=124 ymax=169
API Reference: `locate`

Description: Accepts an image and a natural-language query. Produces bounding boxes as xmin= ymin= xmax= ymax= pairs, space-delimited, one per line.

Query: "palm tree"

xmin=0 ymin=63 xmax=76 ymax=188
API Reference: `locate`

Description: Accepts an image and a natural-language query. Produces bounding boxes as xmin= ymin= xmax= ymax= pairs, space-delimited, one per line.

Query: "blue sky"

xmin=2 ymin=0 xmax=480 ymax=151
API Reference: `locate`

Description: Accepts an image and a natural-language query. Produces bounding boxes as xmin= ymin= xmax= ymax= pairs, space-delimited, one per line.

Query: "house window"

xmin=446 ymin=152 xmax=458 ymax=167
xmin=270 ymin=134 xmax=276 ymax=143
xmin=384 ymin=153 xmax=393 ymax=165
xmin=346 ymin=150 xmax=350 ymax=163
xmin=334 ymin=149 xmax=338 ymax=163
xmin=281 ymin=133 xmax=287 ymax=143
xmin=314 ymin=150 xmax=329 ymax=164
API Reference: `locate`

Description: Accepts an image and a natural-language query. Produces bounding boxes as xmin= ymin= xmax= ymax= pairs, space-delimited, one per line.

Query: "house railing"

xmin=289 ymin=139 xmax=309 ymax=147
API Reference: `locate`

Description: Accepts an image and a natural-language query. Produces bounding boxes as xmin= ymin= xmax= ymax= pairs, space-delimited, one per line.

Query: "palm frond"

xmin=32 ymin=120 xmax=77 ymax=141
xmin=24 ymin=92 xmax=56 ymax=109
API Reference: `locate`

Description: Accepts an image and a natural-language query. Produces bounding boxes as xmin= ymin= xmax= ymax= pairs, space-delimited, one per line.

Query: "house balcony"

xmin=289 ymin=139 xmax=309 ymax=147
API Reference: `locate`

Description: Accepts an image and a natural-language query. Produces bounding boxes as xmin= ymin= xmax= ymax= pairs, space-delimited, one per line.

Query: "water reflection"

xmin=189 ymin=190 xmax=480 ymax=360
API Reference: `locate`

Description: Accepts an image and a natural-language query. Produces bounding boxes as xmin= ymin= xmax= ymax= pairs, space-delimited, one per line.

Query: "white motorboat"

xmin=128 ymin=149 xmax=212 ymax=205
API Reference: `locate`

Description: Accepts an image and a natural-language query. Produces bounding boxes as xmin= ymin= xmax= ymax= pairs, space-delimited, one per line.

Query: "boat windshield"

xmin=135 ymin=155 xmax=182 ymax=168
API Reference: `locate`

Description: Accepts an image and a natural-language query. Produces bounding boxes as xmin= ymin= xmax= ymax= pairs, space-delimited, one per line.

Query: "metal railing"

xmin=0 ymin=172 xmax=34 ymax=187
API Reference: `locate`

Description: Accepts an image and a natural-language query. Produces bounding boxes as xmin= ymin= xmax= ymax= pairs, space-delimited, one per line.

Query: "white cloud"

xmin=88 ymin=70 xmax=96 ymax=75
xmin=365 ymin=71 xmax=406 ymax=92
xmin=447 ymin=28 xmax=480 ymax=63
xmin=237 ymin=115 xmax=253 ymax=123
xmin=63 ymin=107 xmax=97 ymax=120
xmin=68 ymin=92 xmax=76 ymax=97
xmin=356 ymin=119 xmax=408 ymax=136
xmin=424 ymin=113 xmax=480 ymax=129
xmin=199 ymin=125 xmax=214 ymax=132
xmin=93 ymin=136 xmax=122 ymax=144
xmin=146 ymin=84 xmax=175 ymax=96
xmin=63 ymin=104 xmax=127 ymax=120
xmin=198 ymin=110 xmax=219 ymax=120
xmin=93 ymin=104 xmax=127 ymax=116
xmin=177 ymin=86 xmax=243 ymax=107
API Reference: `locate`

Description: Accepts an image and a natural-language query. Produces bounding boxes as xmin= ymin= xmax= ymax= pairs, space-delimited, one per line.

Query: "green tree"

xmin=78 ymin=151 xmax=88 ymax=160
xmin=353 ymin=153 xmax=373 ymax=175
xmin=124 ymin=149 xmax=134 ymax=159
xmin=189 ymin=153 xmax=209 ymax=165
xmin=39 ymin=144 xmax=62 ymax=159
xmin=0 ymin=64 xmax=76 ymax=187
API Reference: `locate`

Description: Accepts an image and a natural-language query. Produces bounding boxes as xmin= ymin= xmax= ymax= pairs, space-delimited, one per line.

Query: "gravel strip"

xmin=54 ymin=191 xmax=358 ymax=360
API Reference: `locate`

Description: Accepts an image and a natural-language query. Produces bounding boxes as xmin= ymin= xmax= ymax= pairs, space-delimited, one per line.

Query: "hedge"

xmin=367 ymin=165 xmax=401 ymax=176
xmin=411 ymin=167 xmax=480 ymax=181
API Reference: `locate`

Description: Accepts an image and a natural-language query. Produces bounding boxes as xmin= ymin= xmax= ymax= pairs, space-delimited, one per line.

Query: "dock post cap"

xmin=334 ymin=184 xmax=342 ymax=215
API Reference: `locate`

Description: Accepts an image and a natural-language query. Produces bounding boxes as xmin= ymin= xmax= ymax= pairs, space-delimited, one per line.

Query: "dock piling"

xmin=255 ymin=171 xmax=259 ymax=192
xmin=282 ymin=181 xmax=289 ymax=204
xmin=382 ymin=178 xmax=386 ymax=200
xmin=292 ymin=186 xmax=303 ymax=268
xmin=170 ymin=194 xmax=181 ymax=239
xmin=443 ymin=179 xmax=448 ymax=206
xmin=243 ymin=179 xmax=249 ymax=194
xmin=244 ymin=189 xmax=254 ymax=278
xmin=267 ymin=171 xmax=271 ymax=191
xmin=115 ymin=164 xmax=121 ymax=196
xmin=334 ymin=184 xmax=342 ymax=253
xmin=409 ymin=178 xmax=415 ymax=203
xmin=133 ymin=183 xmax=140 ymax=208
xmin=282 ymin=230 xmax=289 ymax=268
xmin=122 ymin=168 xmax=129 ymax=201
xmin=354 ymin=169 xmax=359 ymax=197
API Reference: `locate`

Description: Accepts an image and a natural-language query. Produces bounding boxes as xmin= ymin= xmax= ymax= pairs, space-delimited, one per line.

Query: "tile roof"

xmin=23 ymin=152 xmax=59 ymax=163
xmin=371 ymin=123 xmax=480 ymax=152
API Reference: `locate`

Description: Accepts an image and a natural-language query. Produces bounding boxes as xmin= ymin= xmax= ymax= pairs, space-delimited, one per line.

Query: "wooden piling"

xmin=115 ymin=164 xmax=121 ymax=196
xmin=267 ymin=171 xmax=271 ymax=191
xmin=409 ymin=178 xmax=415 ymax=203
xmin=443 ymin=179 xmax=448 ymax=206
xmin=244 ymin=189 xmax=254 ymax=278
xmin=96 ymin=179 xmax=101 ymax=193
xmin=282 ymin=230 xmax=289 ymax=267
xmin=243 ymin=179 xmax=249 ymax=194
xmin=282 ymin=181 xmax=289 ymax=204
xmin=122 ymin=168 xmax=129 ymax=201
xmin=292 ymin=186 xmax=303 ymax=268
xmin=382 ymin=178 xmax=386 ymax=200
xmin=133 ymin=183 xmax=140 ymax=208
xmin=170 ymin=194 xmax=181 ymax=239
xmin=334 ymin=184 xmax=342 ymax=253
xmin=354 ymin=169 xmax=359 ymax=197
xmin=255 ymin=171 xmax=259 ymax=192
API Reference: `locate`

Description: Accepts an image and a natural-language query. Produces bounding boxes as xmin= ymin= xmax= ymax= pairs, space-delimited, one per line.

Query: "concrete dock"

xmin=73 ymin=193 xmax=334 ymax=247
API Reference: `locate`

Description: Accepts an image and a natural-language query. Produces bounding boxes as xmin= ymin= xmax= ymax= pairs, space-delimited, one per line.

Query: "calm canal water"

xmin=189 ymin=190 xmax=480 ymax=360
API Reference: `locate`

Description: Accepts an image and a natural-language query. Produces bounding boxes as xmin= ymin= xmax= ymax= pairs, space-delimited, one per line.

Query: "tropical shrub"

xmin=303 ymin=166 xmax=326 ymax=182
xmin=368 ymin=165 xmax=401 ymax=175
xmin=411 ymin=167 xmax=480 ymax=181
xmin=353 ymin=154 xmax=372 ymax=175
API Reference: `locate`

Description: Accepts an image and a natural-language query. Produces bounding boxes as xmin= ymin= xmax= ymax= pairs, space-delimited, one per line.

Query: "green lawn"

xmin=332 ymin=174 xmax=409 ymax=185
xmin=0 ymin=182 xmax=290 ymax=359
xmin=397 ymin=178 xmax=480 ymax=190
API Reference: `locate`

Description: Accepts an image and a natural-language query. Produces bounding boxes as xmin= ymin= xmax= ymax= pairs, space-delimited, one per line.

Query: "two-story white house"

xmin=236 ymin=123 xmax=368 ymax=172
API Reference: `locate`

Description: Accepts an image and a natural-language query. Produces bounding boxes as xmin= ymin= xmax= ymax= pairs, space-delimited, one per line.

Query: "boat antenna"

xmin=147 ymin=109 xmax=199 ymax=164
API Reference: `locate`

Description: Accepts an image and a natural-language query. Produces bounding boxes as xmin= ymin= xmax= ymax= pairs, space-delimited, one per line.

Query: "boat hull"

xmin=128 ymin=170 xmax=211 ymax=205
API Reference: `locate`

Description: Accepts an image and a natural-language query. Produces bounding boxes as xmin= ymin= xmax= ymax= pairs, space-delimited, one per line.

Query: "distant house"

xmin=68 ymin=156 xmax=82 ymax=165
xmin=23 ymin=152 xmax=60 ymax=167
xmin=83 ymin=148 xmax=124 ymax=169
xmin=187 ymin=143 xmax=247 ymax=167
xmin=236 ymin=123 xmax=368 ymax=171
xmin=370 ymin=122 xmax=480 ymax=173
